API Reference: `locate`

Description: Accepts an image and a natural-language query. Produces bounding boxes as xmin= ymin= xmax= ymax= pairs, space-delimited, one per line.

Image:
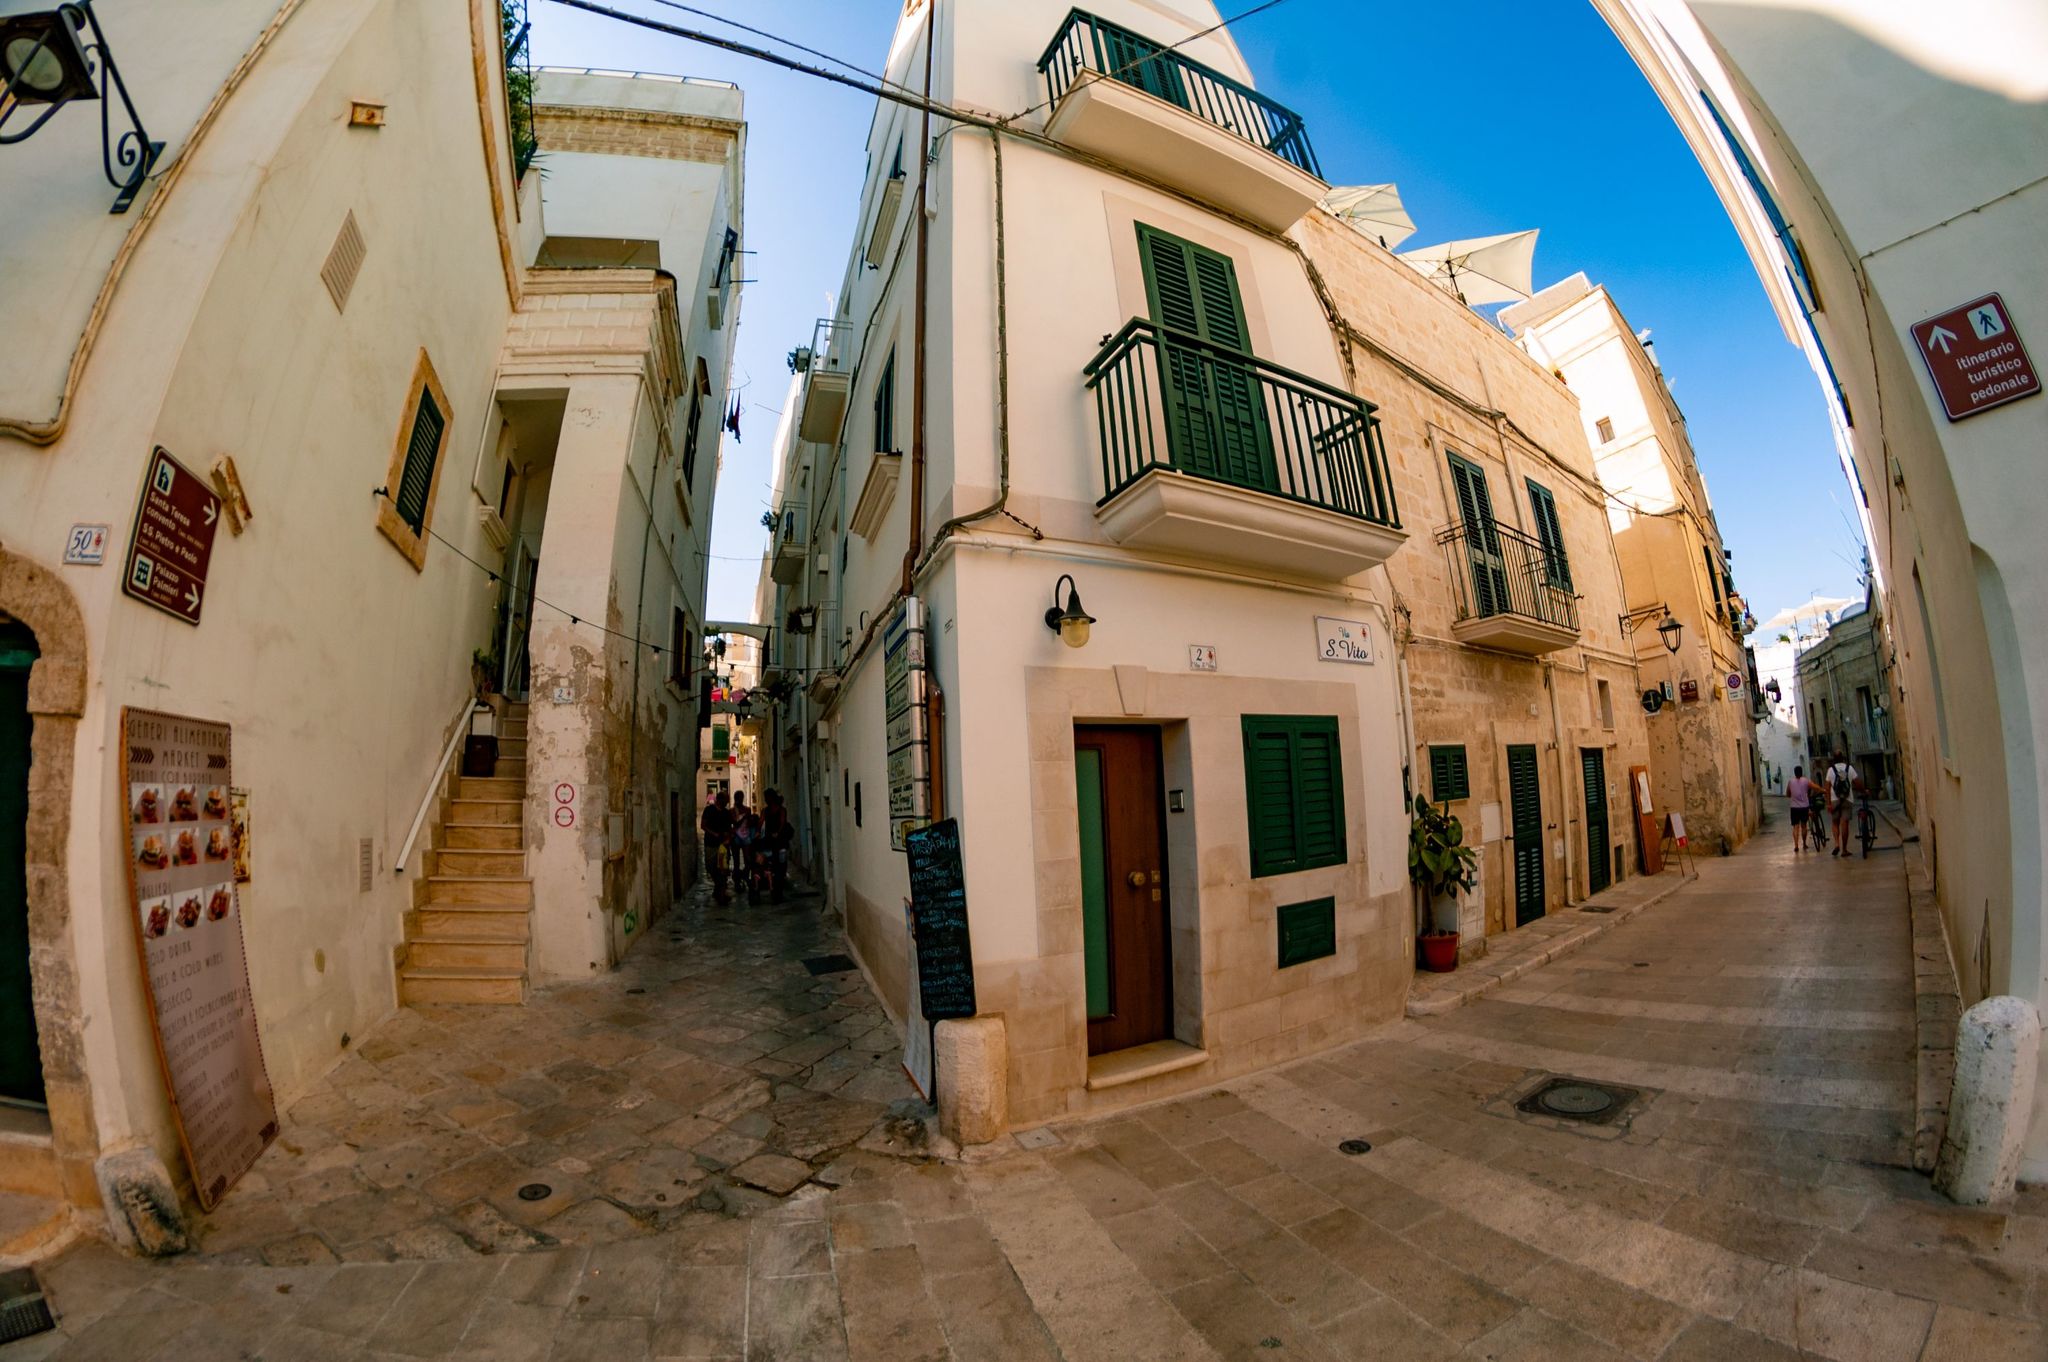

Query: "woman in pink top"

xmin=1786 ymin=765 xmax=1818 ymax=852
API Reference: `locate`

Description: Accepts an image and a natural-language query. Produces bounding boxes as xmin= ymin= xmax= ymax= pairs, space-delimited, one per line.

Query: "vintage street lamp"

xmin=1656 ymin=611 xmax=1684 ymax=654
xmin=0 ymin=3 xmax=162 ymax=213
xmin=1043 ymin=573 xmax=1095 ymax=649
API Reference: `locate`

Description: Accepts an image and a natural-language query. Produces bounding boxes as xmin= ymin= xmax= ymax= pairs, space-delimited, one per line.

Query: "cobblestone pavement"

xmin=185 ymin=882 xmax=925 ymax=1265
xmin=14 ymin=809 xmax=2048 ymax=1360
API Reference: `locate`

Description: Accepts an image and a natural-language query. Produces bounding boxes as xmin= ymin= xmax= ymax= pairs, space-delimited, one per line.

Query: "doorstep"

xmin=1406 ymin=872 xmax=1689 ymax=1019
xmin=1085 ymin=1040 xmax=1210 ymax=1091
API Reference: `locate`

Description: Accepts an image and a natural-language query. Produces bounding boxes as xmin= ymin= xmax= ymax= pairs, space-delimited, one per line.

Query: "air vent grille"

xmin=358 ymin=837 xmax=373 ymax=892
xmin=321 ymin=211 xmax=367 ymax=312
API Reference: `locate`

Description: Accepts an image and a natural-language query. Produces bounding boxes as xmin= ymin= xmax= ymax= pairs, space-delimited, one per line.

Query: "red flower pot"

xmin=1419 ymin=932 xmax=1460 ymax=973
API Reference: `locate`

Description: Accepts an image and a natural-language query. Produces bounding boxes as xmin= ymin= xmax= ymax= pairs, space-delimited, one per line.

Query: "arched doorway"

xmin=0 ymin=620 xmax=44 ymax=1108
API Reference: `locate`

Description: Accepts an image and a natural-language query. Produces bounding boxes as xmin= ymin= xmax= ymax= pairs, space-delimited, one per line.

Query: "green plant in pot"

xmin=1408 ymin=793 xmax=1478 ymax=972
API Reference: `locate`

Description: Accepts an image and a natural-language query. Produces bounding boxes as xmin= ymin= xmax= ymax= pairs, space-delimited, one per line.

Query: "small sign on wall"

xmin=1314 ymin=616 xmax=1374 ymax=665
xmin=64 ymin=524 xmax=109 ymax=565
xmin=1188 ymin=644 xmax=1217 ymax=672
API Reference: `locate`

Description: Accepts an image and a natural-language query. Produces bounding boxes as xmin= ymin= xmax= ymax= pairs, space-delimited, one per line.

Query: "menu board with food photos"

xmin=121 ymin=707 xmax=276 ymax=1210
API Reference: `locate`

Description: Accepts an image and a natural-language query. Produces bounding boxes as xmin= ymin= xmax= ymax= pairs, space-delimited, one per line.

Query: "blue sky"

xmin=526 ymin=0 xmax=1864 ymax=627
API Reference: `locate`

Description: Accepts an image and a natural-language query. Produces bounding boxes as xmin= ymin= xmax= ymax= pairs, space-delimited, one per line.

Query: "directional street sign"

xmin=122 ymin=447 xmax=222 ymax=626
xmin=1910 ymin=293 xmax=2039 ymax=422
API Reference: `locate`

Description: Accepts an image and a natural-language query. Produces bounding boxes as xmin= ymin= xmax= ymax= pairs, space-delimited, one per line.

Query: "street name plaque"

xmin=121 ymin=707 xmax=277 ymax=1209
xmin=122 ymin=447 xmax=222 ymax=625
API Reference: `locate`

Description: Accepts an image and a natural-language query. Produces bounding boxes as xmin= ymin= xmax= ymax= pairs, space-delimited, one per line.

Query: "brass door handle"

xmin=1127 ymin=870 xmax=1147 ymax=889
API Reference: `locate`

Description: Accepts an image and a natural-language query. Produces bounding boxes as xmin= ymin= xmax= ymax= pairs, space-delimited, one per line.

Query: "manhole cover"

xmin=1337 ymin=1139 xmax=1373 ymax=1156
xmin=1513 ymin=1075 xmax=1642 ymax=1127
xmin=1536 ymin=1084 xmax=1613 ymax=1116
xmin=802 ymin=953 xmax=856 ymax=976
xmin=516 ymin=1183 xmax=553 ymax=1202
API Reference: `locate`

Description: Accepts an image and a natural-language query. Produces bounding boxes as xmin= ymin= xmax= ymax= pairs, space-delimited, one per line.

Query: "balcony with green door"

xmin=1037 ymin=9 xmax=1327 ymax=231
xmin=1083 ymin=230 xmax=1403 ymax=580
xmin=1436 ymin=519 xmax=1581 ymax=655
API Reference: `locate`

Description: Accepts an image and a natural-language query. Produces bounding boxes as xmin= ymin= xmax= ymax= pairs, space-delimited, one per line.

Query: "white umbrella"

xmin=1321 ymin=184 xmax=1416 ymax=251
xmin=1399 ymin=229 xmax=1539 ymax=307
xmin=1758 ymin=595 xmax=1857 ymax=637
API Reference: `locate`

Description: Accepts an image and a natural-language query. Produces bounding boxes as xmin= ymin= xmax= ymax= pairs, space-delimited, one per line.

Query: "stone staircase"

xmin=397 ymin=701 xmax=532 ymax=1005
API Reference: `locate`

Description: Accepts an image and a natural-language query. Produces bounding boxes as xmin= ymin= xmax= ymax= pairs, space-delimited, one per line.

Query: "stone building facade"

xmin=1508 ymin=275 xmax=1761 ymax=855
xmin=1797 ymin=589 xmax=1905 ymax=799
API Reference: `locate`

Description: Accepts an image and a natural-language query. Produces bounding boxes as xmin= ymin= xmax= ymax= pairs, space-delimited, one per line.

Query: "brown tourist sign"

xmin=1910 ymin=293 xmax=2039 ymax=423
xmin=122 ymin=447 xmax=222 ymax=625
xmin=121 ymin=707 xmax=277 ymax=1210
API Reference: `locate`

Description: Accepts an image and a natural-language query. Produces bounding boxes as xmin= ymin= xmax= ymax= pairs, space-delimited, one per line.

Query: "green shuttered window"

xmin=1242 ymin=715 xmax=1346 ymax=877
xmin=1429 ymin=745 xmax=1470 ymax=803
xmin=1525 ymin=479 xmax=1572 ymax=590
xmin=393 ymin=388 xmax=445 ymax=535
xmin=1276 ymin=897 xmax=1336 ymax=968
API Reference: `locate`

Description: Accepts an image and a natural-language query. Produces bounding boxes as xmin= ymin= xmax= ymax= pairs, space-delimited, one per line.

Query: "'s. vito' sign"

xmin=123 ymin=447 xmax=222 ymax=625
xmin=1910 ymin=293 xmax=2039 ymax=423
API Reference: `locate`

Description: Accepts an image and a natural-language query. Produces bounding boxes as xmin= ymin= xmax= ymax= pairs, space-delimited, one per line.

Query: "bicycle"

xmin=1857 ymin=798 xmax=1877 ymax=859
xmin=1809 ymin=799 xmax=1829 ymax=851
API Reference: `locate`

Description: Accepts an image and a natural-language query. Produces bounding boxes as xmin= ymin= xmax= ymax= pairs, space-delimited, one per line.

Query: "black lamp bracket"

xmin=0 ymin=2 xmax=164 ymax=213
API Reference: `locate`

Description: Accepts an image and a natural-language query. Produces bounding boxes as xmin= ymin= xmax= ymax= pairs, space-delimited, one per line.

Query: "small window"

xmin=670 ymin=611 xmax=691 ymax=689
xmin=376 ymin=350 xmax=453 ymax=570
xmin=1597 ymin=680 xmax=1614 ymax=730
xmin=873 ymin=350 xmax=896 ymax=454
xmin=1594 ymin=417 xmax=1614 ymax=444
xmin=681 ymin=360 xmax=711 ymax=490
xmin=1703 ymin=544 xmax=1725 ymax=617
xmin=1242 ymin=716 xmax=1346 ymax=877
xmin=1276 ymin=898 xmax=1336 ymax=968
xmin=1428 ymin=745 xmax=1470 ymax=803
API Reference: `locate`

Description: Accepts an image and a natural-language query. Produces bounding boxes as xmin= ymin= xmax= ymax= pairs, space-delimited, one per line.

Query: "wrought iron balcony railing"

xmin=1037 ymin=9 xmax=1320 ymax=177
xmin=1436 ymin=520 xmax=1581 ymax=633
xmin=1084 ymin=319 xmax=1399 ymax=528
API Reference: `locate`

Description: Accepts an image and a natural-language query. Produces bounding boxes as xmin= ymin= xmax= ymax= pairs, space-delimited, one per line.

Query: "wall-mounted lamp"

xmin=0 ymin=3 xmax=162 ymax=213
xmin=1043 ymin=573 xmax=1095 ymax=649
xmin=1655 ymin=611 xmax=1684 ymax=655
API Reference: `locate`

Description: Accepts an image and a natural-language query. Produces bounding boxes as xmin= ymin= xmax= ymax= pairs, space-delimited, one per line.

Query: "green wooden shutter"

xmin=1525 ymin=480 xmax=1572 ymax=590
xmin=873 ymin=351 xmax=895 ymax=454
xmin=1138 ymin=226 xmax=1274 ymax=493
xmin=1100 ymin=24 xmax=1188 ymax=108
xmin=1429 ymin=745 xmax=1469 ymax=803
xmin=1276 ymin=898 xmax=1336 ymax=967
xmin=1447 ymin=454 xmax=1505 ymax=617
xmin=1243 ymin=716 xmax=1345 ymax=877
xmin=393 ymin=389 xmax=445 ymax=534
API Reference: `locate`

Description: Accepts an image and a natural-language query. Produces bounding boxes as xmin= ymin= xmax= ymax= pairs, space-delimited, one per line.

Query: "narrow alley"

xmin=11 ymin=807 xmax=2042 ymax=1361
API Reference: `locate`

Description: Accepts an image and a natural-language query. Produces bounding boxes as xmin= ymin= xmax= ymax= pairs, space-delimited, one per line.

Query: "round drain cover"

xmin=516 ymin=1183 xmax=553 ymax=1202
xmin=1337 ymin=1139 xmax=1373 ymax=1156
xmin=1537 ymin=1084 xmax=1615 ymax=1116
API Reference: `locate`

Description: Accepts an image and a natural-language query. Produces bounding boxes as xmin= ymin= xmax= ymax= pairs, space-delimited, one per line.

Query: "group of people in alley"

xmin=1785 ymin=752 xmax=1867 ymax=856
xmin=698 ymin=788 xmax=793 ymax=902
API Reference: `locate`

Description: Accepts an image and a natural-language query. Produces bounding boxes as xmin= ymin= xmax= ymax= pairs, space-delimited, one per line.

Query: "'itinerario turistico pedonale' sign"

xmin=122 ymin=707 xmax=277 ymax=1210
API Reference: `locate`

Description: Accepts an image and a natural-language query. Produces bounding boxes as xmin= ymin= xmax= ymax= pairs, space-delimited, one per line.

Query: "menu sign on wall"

xmin=884 ymin=597 xmax=931 ymax=851
xmin=121 ymin=708 xmax=276 ymax=1209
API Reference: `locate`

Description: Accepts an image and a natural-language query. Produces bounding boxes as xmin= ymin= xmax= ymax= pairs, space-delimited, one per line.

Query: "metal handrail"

xmin=396 ymin=691 xmax=485 ymax=874
xmin=1084 ymin=319 xmax=1399 ymax=527
xmin=1435 ymin=520 xmax=1581 ymax=632
xmin=1036 ymin=8 xmax=1319 ymax=176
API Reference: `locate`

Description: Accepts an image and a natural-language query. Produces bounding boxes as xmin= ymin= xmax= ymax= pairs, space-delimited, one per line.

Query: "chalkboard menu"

xmin=904 ymin=819 xmax=976 ymax=1021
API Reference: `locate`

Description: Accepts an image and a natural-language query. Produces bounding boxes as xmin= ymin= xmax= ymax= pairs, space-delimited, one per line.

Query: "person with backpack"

xmin=1824 ymin=750 xmax=1863 ymax=858
xmin=1786 ymin=764 xmax=1818 ymax=852
xmin=699 ymin=790 xmax=733 ymax=903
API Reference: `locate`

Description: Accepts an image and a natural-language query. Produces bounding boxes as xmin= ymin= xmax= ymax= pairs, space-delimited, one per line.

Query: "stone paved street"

xmin=11 ymin=808 xmax=2046 ymax=1360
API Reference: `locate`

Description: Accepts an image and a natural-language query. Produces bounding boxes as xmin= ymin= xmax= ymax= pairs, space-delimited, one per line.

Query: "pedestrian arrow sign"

xmin=121 ymin=447 xmax=222 ymax=626
xmin=1910 ymin=292 xmax=2038 ymax=422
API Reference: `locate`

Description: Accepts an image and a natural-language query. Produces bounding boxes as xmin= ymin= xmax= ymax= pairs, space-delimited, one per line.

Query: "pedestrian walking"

xmin=700 ymin=790 xmax=733 ymax=903
xmin=1786 ymin=764 xmax=1817 ymax=851
xmin=761 ymin=790 xmax=792 ymax=901
xmin=1824 ymin=751 xmax=1863 ymax=858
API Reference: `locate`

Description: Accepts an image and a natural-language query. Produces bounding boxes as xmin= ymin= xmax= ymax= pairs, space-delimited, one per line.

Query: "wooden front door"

xmin=1506 ymin=744 xmax=1545 ymax=927
xmin=1582 ymin=747 xmax=1611 ymax=896
xmin=1074 ymin=726 xmax=1172 ymax=1055
xmin=0 ymin=624 xmax=44 ymax=1106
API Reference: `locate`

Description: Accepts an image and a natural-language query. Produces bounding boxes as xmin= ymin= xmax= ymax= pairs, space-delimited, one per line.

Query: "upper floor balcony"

xmin=769 ymin=503 xmax=808 ymax=585
xmin=1084 ymin=319 xmax=1404 ymax=579
xmin=1037 ymin=9 xmax=1326 ymax=232
xmin=1437 ymin=520 xmax=1580 ymax=655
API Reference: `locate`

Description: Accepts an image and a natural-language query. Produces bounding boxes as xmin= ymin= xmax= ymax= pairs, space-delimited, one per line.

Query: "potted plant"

xmin=471 ymin=647 xmax=498 ymax=702
xmin=1408 ymin=794 xmax=1478 ymax=972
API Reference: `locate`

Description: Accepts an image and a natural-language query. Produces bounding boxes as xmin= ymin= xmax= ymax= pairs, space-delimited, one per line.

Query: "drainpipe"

xmin=901 ymin=0 xmax=935 ymax=595
xmin=1546 ymin=659 xmax=1577 ymax=904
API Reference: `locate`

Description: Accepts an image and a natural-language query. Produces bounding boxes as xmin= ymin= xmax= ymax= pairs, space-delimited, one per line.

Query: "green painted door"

xmin=0 ymin=624 xmax=44 ymax=1105
xmin=1582 ymin=747 xmax=1611 ymax=896
xmin=1447 ymin=454 xmax=1508 ymax=617
xmin=1138 ymin=226 xmax=1276 ymax=493
xmin=1506 ymin=745 xmax=1545 ymax=926
xmin=1099 ymin=25 xmax=1188 ymax=108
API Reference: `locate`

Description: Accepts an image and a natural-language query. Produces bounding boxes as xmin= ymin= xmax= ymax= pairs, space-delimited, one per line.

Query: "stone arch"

xmin=0 ymin=548 xmax=100 ymax=1210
